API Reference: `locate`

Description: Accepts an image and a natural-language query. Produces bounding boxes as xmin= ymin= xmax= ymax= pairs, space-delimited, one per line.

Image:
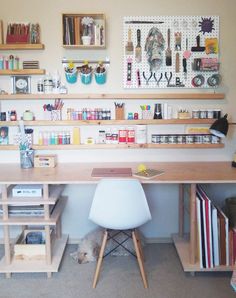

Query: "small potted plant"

xmin=81 ymin=17 xmax=94 ymax=45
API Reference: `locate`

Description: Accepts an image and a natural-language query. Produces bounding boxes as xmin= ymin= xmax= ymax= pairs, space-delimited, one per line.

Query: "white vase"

xmin=82 ymin=36 xmax=91 ymax=46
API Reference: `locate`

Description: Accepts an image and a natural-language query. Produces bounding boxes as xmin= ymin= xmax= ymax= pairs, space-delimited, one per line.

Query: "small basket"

xmin=65 ymin=69 xmax=78 ymax=84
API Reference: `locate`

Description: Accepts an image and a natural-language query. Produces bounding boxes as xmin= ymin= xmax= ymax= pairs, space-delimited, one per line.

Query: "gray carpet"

xmin=0 ymin=243 xmax=235 ymax=298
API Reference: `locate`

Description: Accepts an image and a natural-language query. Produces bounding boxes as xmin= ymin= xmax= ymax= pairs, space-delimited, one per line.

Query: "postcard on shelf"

xmin=0 ymin=127 xmax=9 ymax=145
xmin=133 ymin=169 xmax=165 ymax=179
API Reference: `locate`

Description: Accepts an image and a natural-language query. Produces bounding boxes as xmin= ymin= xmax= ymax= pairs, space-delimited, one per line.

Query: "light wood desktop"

xmin=0 ymin=161 xmax=235 ymax=277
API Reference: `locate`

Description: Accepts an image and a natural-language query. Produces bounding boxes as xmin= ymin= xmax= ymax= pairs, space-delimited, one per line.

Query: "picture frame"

xmin=11 ymin=75 xmax=31 ymax=94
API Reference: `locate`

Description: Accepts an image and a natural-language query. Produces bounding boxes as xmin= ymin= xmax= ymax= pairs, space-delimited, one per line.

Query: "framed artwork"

xmin=11 ymin=75 xmax=31 ymax=94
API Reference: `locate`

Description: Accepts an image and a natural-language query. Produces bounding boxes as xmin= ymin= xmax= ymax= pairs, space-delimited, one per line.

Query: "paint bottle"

xmin=118 ymin=127 xmax=127 ymax=143
xmin=127 ymin=127 xmax=135 ymax=143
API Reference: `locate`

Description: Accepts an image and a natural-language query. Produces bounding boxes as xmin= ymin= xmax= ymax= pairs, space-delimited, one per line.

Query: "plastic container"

xmin=20 ymin=149 xmax=34 ymax=169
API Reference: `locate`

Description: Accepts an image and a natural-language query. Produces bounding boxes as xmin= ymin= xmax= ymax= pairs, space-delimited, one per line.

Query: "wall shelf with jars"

xmin=0 ymin=92 xmax=226 ymax=150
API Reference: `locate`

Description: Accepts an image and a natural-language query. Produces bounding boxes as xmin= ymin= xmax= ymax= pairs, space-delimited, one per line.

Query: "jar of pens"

xmin=43 ymin=99 xmax=64 ymax=121
xmin=18 ymin=121 xmax=34 ymax=169
xmin=140 ymin=105 xmax=153 ymax=119
xmin=114 ymin=102 xmax=125 ymax=120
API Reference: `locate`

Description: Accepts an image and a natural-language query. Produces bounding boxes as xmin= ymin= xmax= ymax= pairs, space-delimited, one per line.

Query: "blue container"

xmin=95 ymin=71 xmax=106 ymax=85
xmin=65 ymin=69 xmax=78 ymax=84
xmin=81 ymin=72 xmax=92 ymax=85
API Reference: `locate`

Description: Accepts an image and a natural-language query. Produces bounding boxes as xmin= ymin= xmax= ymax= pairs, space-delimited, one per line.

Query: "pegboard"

xmin=123 ymin=16 xmax=220 ymax=89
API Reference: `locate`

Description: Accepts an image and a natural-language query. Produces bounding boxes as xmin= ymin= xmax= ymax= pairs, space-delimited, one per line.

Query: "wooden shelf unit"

xmin=0 ymin=119 xmax=217 ymax=126
xmin=0 ymin=44 xmax=45 ymax=50
xmin=62 ymin=13 xmax=106 ymax=48
xmin=0 ymin=93 xmax=225 ymax=100
xmin=172 ymin=234 xmax=233 ymax=272
xmin=0 ymin=92 xmax=225 ymax=151
xmin=0 ymin=143 xmax=224 ymax=150
xmin=0 ymin=69 xmax=45 ymax=75
xmin=0 ymin=183 xmax=68 ymax=278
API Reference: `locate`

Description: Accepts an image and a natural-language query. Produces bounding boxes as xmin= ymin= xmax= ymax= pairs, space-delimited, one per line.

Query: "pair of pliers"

xmin=143 ymin=71 xmax=153 ymax=85
xmin=165 ymin=72 xmax=173 ymax=86
xmin=153 ymin=73 xmax=163 ymax=86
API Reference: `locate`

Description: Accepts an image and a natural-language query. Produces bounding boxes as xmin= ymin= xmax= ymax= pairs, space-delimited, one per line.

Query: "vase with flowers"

xmin=81 ymin=16 xmax=94 ymax=45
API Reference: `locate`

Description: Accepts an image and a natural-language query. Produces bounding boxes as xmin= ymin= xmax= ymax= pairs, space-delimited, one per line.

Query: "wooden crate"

xmin=34 ymin=154 xmax=57 ymax=168
xmin=14 ymin=229 xmax=54 ymax=260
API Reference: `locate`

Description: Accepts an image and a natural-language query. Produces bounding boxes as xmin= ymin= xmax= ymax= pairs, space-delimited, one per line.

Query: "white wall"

xmin=0 ymin=0 xmax=236 ymax=241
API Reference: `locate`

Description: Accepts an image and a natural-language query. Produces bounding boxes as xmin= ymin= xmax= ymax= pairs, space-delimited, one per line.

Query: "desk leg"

xmin=189 ymin=183 xmax=197 ymax=265
xmin=179 ymin=184 xmax=184 ymax=238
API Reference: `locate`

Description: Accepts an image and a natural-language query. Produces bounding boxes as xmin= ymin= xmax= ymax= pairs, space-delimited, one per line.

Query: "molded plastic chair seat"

xmin=89 ymin=178 xmax=152 ymax=288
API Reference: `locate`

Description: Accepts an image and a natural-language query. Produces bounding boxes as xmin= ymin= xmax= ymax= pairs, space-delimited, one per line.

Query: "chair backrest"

xmin=89 ymin=179 xmax=152 ymax=230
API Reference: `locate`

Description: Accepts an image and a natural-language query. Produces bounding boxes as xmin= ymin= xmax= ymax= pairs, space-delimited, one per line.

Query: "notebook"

xmin=91 ymin=167 xmax=132 ymax=177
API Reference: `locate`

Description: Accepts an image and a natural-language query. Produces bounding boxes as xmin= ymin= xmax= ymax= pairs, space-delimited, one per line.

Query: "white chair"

xmin=89 ymin=178 xmax=152 ymax=288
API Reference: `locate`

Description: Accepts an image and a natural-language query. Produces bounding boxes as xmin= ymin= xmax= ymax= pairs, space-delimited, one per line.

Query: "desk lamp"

xmin=210 ymin=113 xmax=229 ymax=138
xmin=210 ymin=114 xmax=236 ymax=167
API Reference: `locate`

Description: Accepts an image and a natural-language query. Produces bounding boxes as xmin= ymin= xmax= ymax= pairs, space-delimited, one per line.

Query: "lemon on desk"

xmin=138 ymin=163 xmax=147 ymax=173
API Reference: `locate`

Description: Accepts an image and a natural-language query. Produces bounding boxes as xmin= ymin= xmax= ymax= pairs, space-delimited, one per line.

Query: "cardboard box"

xmin=14 ymin=229 xmax=54 ymax=260
xmin=34 ymin=154 xmax=57 ymax=168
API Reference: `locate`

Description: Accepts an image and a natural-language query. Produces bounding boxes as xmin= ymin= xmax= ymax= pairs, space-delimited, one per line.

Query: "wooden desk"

xmin=0 ymin=161 xmax=235 ymax=276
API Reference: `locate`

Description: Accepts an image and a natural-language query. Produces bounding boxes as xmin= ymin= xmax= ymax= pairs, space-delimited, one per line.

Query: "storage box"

xmin=12 ymin=184 xmax=43 ymax=197
xmin=14 ymin=229 xmax=54 ymax=260
xmin=34 ymin=155 xmax=57 ymax=168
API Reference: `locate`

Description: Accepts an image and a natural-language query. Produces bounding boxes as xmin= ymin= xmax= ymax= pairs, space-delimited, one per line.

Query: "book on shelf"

xmin=133 ymin=169 xmax=164 ymax=179
xmin=196 ymin=185 xmax=230 ymax=268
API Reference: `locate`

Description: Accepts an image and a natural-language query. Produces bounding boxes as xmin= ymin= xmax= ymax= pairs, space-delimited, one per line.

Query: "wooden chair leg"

xmin=92 ymin=230 xmax=108 ymax=288
xmin=134 ymin=229 xmax=144 ymax=262
xmin=132 ymin=230 xmax=148 ymax=288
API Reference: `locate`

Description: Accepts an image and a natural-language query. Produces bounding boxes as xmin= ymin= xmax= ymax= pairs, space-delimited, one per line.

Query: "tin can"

xmin=211 ymin=135 xmax=220 ymax=144
xmin=202 ymin=134 xmax=211 ymax=143
xmin=186 ymin=135 xmax=194 ymax=144
xmin=213 ymin=109 xmax=221 ymax=119
xmin=168 ymin=135 xmax=177 ymax=144
xmin=199 ymin=110 xmax=207 ymax=119
xmin=194 ymin=135 xmax=203 ymax=144
xmin=160 ymin=135 xmax=168 ymax=144
xmin=0 ymin=112 xmax=6 ymax=121
xmin=177 ymin=135 xmax=183 ymax=144
xmin=207 ymin=110 xmax=214 ymax=119
xmin=192 ymin=110 xmax=200 ymax=119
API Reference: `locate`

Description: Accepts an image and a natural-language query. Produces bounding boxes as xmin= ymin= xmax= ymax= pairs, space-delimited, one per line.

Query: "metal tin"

xmin=160 ymin=135 xmax=168 ymax=144
xmin=186 ymin=135 xmax=194 ymax=144
xmin=213 ymin=109 xmax=221 ymax=119
xmin=199 ymin=110 xmax=207 ymax=119
xmin=194 ymin=135 xmax=203 ymax=144
xmin=192 ymin=110 xmax=200 ymax=119
xmin=168 ymin=135 xmax=177 ymax=144
xmin=211 ymin=135 xmax=220 ymax=144
xmin=207 ymin=110 xmax=214 ymax=119
xmin=202 ymin=134 xmax=211 ymax=143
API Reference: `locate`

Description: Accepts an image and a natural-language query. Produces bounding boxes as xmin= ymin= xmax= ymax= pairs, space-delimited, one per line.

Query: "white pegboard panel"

xmin=123 ymin=16 xmax=220 ymax=89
